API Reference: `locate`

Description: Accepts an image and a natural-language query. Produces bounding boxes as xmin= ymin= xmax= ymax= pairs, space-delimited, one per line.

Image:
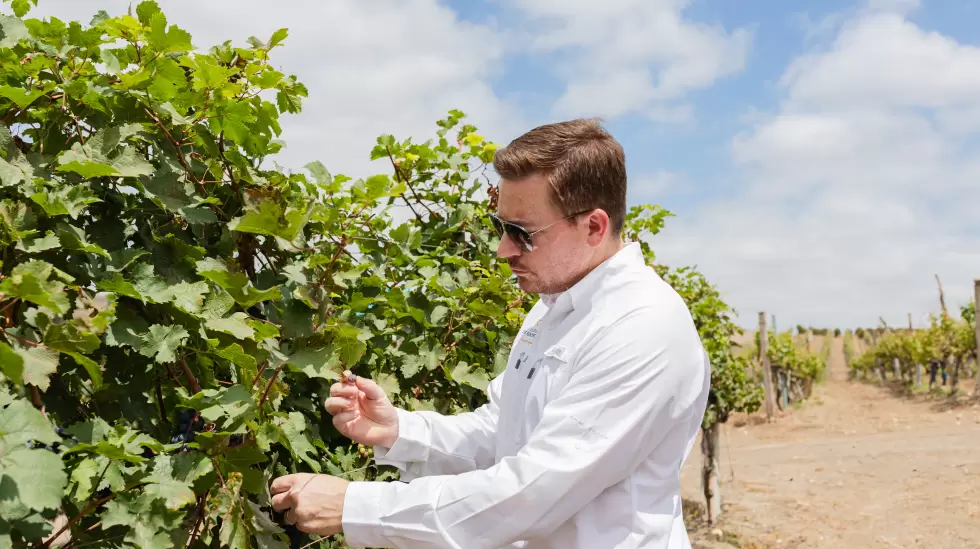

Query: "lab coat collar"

xmin=539 ymin=241 xmax=645 ymax=315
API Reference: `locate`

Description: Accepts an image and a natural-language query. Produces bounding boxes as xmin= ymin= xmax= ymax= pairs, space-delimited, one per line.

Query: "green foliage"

xmin=850 ymin=305 xmax=976 ymax=382
xmin=764 ymin=331 xmax=823 ymax=380
xmin=625 ymin=206 xmax=762 ymax=429
xmin=0 ymin=4 xmax=526 ymax=546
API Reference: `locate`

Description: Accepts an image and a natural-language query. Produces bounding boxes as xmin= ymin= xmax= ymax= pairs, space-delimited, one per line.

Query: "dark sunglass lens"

xmin=515 ymin=230 xmax=533 ymax=251
xmin=490 ymin=215 xmax=533 ymax=251
xmin=489 ymin=215 xmax=504 ymax=236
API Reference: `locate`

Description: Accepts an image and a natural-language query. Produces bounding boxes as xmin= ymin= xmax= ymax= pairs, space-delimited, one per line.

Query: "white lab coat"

xmin=342 ymin=242 xmax=711 ymax=549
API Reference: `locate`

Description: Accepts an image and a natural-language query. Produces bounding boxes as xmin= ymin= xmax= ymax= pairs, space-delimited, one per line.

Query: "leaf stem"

xmin=155 ymin=374 xmax=169 ymax=427
xmin=257 ymin=361 xmax=288 ymax=408
xmin=29 ymin=384 xmax=45 ymax=415
xmin=251 ymin=361 xmax=269 ymax=389
xmin=178 ymin=356 xmax=202 ymax=394
xmin=142 ymin=106 xmax=205 ymax=193
xmin=299 ymin=536 xmax=329 ymax=549
xmin=5 ymin=332 xmax=41 ymax=347
xmin=185 ymin=489 xmax=211 ymax=548
xmin=39 ymin=481 xmax=147 ymax=549
xmin=216 ymin=131 xmax=243 ymax=207
xmin=386 ymin=147 xmax=433 ymax=221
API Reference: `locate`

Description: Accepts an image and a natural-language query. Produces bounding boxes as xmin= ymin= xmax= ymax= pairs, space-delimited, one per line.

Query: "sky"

xmin=12 ymin=0 xmax=980 ymax=331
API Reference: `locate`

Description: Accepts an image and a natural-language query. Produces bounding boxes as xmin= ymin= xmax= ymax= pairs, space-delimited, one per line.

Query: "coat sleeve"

xmin=341 ymin=307 xmax=711 ymax=549
xmin=370 ymin=371 xmax=505 ymax=480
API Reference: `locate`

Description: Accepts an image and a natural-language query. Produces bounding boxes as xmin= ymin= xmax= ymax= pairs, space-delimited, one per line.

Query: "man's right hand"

xmin=324 ymin=370 xmax=399 ymax=448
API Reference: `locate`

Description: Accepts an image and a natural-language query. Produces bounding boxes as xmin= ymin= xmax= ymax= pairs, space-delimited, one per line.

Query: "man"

xmin=271 ymin=119 xmax=711 ymax=549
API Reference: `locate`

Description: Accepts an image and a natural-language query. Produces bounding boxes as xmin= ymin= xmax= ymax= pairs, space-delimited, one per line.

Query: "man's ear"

xmin=584 ymin=209 xmax=609 ymax=248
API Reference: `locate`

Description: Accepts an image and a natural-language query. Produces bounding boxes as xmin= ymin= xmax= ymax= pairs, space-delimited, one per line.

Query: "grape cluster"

xmin=272 ymin=510 xmax=304 ymax=549
xmin=27 ymin=425 xmax=78 ymax=453
xmin=93 ymin=487 xmax=112 ymax=513
xmin=357 ymin=444 xmax=374 ymax=459
xmin=26 ymin=439 xmax=60 ymax=453
xmin=285 ymin=524 xmax=303 ymax=549
xmin=172 ymin=409 xmax=204 ymax=452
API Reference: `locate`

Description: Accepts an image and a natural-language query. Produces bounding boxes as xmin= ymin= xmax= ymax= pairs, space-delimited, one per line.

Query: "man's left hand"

xmin=270 ymin=473 xmax=350 ymax=537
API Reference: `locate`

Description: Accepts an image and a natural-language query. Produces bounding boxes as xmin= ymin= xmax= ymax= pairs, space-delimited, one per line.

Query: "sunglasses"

xmin=488 ymin=210 xmax=591 ymax=253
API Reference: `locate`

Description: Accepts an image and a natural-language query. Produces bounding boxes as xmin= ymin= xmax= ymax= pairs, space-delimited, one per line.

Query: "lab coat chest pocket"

xmin=523 ymin=344 xmax=573 ymax=437
xmin=496 ymin=345 xmax=536 ymax=457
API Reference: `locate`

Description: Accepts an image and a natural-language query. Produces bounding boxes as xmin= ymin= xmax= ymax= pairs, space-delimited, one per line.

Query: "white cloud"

xmin=782 ymin=13 xmax=980 ymax=110
xmin=512 ymin=0 xmax=752 ymax=121
xmin=24 ymin=0 xmax=525 ymax=180
xmin=654 ymin=5 xmax=980 ymax=330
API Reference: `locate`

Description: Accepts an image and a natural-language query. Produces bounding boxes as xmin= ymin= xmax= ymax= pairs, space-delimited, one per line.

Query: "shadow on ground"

xmin=683 ymin=499 xmax=770 ymax=549
xmin=851 ymin=376 xmax=980 ymax=412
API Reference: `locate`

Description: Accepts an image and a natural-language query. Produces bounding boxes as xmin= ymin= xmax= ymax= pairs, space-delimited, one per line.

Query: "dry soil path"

xmin=681 ymin=336 xmax=980 ymax=549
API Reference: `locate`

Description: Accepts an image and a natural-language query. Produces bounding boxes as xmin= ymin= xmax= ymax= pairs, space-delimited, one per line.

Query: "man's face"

xmin=494 ymin=174 xmax=598 ymax=294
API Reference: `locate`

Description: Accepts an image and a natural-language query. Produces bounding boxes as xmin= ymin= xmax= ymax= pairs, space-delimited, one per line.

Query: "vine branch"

xmin=178 ymin=356 xmax=202 ymax=394
xmin=142 ymin=106 xmax=206 ymax=194
xmin=40 ymin=482 xmax=149 ymax=549
xmin=386 ymin=146 xmax=433 ymax=220
xmin=258 ymin=362 xmax=288 ymax=408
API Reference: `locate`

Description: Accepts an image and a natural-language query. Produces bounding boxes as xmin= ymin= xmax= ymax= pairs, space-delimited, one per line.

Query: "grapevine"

xmin=849 ymin=302 xmax=976 ymax=394
xmin=0 ymin=2 xmax=526 ymax=546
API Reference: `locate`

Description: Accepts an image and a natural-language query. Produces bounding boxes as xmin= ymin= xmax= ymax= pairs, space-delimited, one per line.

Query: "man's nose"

xmin=496 ymin=232 xmax=521 ymax=259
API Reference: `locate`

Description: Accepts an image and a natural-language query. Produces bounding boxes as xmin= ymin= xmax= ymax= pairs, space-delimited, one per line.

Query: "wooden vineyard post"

xmin=974 ymin=279 xmax=980 ymax=396
xmin=909 ymin=313 xmax=922 ymax=388
xmin=759 ymin=312 xmax=775 ymax=420
xmin=935 ymin=274 xmax=962 ymax=395
xmin=700 ymin=423 xmax=722 ymax=525
xmin=780 ymin=370 xmax=789 ymax=409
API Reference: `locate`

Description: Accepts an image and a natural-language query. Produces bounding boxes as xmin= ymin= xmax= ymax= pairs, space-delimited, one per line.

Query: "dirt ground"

xmin=681 ymin=336 xmax=980 ymax=549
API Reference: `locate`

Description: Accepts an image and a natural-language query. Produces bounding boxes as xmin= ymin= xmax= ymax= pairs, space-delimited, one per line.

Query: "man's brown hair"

xmin=492 ymin=118 xmax=627 ymax=235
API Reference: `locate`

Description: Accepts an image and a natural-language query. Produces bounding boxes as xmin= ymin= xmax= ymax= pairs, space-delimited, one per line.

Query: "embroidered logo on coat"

xmin=544 ymin=345 xmax=568 ymax=361
xmin=518 ymin=320 xmax=541 ymax=345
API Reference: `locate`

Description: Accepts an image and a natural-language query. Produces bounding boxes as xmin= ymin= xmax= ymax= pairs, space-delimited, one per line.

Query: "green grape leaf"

xmin=448 ymin=361 xmax=490 ymax=391
xmin=278 ymin=412 xmax=319 ymax=473
xmin=205 ymin=312 xmax=256 ymax=340
xmin=0 ymin=399 xmax=58 ymax=447
xmin=139 ymin=325 xmax=189 ymax=364
xmin=0 ymin=401 xmax=66 ymax=511
xmin=29 ymin=184 xmax=100 ymax=219
xmin=17 ymin=345 xmax=59 ymax=391
xmin=0 ymin=85 xmax=45 ymax=109
xmin=0 ymin=260 xmax=70 ymax=314
xmin=147 ymin=12 xmax=193 ymax=53
xmin=0 ymin=15 xmax=30 ymax=49
xmin=0 ymin=447 xmax=66 ymax=511
xmin=226 ymin=199 xmax=311 ymax=243
xmin=284 ymin=346 xmax=340 ymax=380
xmin=43 ymin=322 xmax=101 ymax=355
xmin=0 ymin=342 xmax=24 ymax=385
xmin=331 ymin=322 xmax=371 ymax=366
xmin=9 ymin=0 xmax=36 ymax=18
xmin=170 ymin=281 xmax=209 ymax=313
xmin=15 ymin=231 xmax=60 ymax=253
xmin=195 ymin=258 xmax=281 ymax=308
